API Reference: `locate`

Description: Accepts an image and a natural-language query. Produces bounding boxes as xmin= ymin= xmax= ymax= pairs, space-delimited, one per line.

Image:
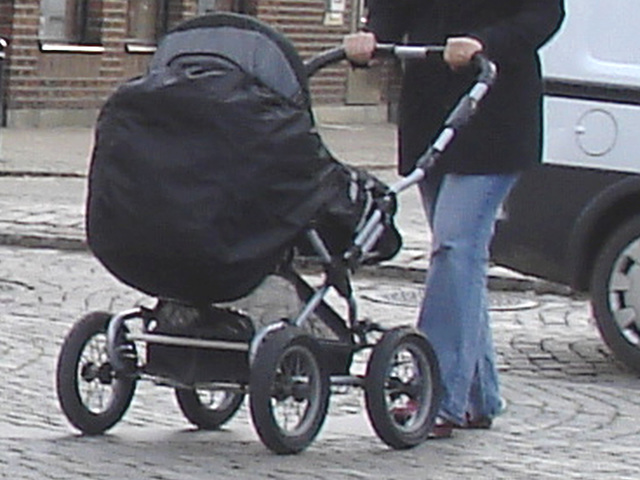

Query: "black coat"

xmin=366 ymin=0 xmax=565 ymax=175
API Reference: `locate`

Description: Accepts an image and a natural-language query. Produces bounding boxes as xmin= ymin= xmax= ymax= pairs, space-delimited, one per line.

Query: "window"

xmin=39 ymin=0 xmax=101 ymax=44
xmin=198 ymin=0 xmax=252 ymax=15
xmin=127 ymin=0 xmax=168 ymax=45
xmin=126 ymin=0 xmax=252 ymax=46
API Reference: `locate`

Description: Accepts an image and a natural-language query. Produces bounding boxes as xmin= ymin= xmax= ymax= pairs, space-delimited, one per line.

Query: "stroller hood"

xmin=87 ymin=14 xmax=342 ymax=303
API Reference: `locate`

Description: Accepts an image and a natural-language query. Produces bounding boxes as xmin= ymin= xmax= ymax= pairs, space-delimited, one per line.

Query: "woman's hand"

xmin=444 ymin=37 xmax=484 ymax=70
xmin=343 ymin=32 xmax=377 ymax=66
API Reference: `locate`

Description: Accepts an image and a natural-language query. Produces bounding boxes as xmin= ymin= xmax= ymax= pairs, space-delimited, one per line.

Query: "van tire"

xmin=590 ymin=216 xmax=640 ymax=373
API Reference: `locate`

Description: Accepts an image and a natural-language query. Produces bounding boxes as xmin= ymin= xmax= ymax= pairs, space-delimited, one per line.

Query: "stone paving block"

xmin=0 ymin=193 xmax=637 ymax=477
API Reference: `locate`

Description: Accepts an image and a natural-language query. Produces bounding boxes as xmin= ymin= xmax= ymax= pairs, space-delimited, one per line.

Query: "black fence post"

xmin=0 ymin=37 xmax=7 ymax=126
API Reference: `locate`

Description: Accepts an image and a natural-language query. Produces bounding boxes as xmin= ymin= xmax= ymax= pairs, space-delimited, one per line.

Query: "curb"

xmin=0 ymin=229 xmax=573 ymax=298
xmin=0 ymin=233 xmax=87 ymax=252
xmin=0 ymin=232 xmax=573 ymax=296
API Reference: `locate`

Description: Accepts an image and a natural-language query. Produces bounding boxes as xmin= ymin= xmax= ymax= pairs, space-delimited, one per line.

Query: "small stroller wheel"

xmin=175 ymin=388 xmax=245 ymax=430
xmin=364 ymin=326 xmax=441 ymax=449
xmin=56 ymin=311 xmax=137 ymax=435
xmin=249 ymin=326 xmax=329 ymax=454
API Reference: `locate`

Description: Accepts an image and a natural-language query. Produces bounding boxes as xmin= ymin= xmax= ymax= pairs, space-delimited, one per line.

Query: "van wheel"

xmin=590 ymin=216 xmax=640 ymax=372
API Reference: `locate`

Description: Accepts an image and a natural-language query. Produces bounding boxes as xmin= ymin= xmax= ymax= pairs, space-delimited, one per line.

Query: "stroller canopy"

xmin=150 ymin=14 xmax=308 ymax=102
xmin=87 ymin=13 xmax=342 ymax=303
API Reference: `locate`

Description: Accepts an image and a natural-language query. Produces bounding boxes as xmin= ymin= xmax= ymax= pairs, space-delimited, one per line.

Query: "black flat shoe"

xmin=464 ymin=416 xmax=492 ymax=429
xmin=428 ymin=418 xmax=455 ymax=439
xmin=455 ymin=412 xmax=493 ymax=429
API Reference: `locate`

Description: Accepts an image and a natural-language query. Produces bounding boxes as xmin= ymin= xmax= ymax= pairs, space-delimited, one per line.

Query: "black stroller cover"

xmin=87 ymin=13 xmax=400 ymax=304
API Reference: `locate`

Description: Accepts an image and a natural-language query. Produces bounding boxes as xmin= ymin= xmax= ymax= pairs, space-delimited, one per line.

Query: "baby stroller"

xmin=55 ymin=13 xmax=496 ymax=454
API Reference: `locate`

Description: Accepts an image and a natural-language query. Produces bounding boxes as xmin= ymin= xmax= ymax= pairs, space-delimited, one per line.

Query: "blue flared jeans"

xmin=418 ymin=172 xmax=519 ymax=425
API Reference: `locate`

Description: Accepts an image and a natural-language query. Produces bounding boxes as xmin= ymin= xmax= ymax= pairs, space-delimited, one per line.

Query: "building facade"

xmin=0 ymin=0 xmax=390 ymax=127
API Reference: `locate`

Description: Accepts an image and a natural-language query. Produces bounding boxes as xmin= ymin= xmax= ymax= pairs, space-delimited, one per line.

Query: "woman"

xmin=344 ymin=0 xmax=565 ymax=438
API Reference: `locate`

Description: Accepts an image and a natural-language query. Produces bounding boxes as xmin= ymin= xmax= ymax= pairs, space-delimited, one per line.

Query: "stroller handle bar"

xmin=304 ymin=43 xmax=497 ymax=87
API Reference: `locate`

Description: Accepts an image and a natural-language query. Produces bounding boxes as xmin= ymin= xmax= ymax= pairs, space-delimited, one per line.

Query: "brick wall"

xmin=2 ymin=0 xmax=376 ymax=126
xmin=257 ymin=0 xmax=353 ymax=104
xmin=2 ymin=0 xmax=199 ymax=126
xmin=0 ymin=1 xmax=15 ymax=39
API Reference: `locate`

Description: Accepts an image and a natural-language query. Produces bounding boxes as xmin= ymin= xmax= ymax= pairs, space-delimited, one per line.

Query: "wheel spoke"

xmin=613 ymin=307 xmax=636 ymax=330
xmin=624 ymin=243 xmax=640 ymax=265
xmin=201 ymin=390 xmax=228 ymax=410
xmin=74 ymin=334 xmax=117 ymax=414
xmin=271 ymin=350 xmax=316 ymax=432
xmin=175 ymin=387 xmax=244 ymax=430
xmin=610 ymin=271 xmax=631 ymax=291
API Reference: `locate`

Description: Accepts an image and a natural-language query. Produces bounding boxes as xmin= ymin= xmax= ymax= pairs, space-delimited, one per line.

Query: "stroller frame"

xmin=56 ymin=42 xmax=496 ymax=454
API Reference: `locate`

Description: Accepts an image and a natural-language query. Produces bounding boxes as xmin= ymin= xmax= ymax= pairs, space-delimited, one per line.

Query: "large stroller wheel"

xmin=364 ymin=326 xmax=441 ymax=449
xmin=249 ymin=326 xmax=329 ymax=454
xmin=175 ymin=388 xmax=245 ymax=430
xmin=56 ymin=311 xmax=137 ymax=435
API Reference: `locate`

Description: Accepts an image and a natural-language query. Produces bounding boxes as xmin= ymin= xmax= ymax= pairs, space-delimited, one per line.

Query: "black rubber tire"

xmin=364 ymin=326 xmax=441 ymax=449
xmin=249 ymin=326 xmax=329 ymax=454
xmin=590 ymin=216 xmax=640 ymax=372
xmin=56 ymin=311 xmax=137 ymax=435
xmin=175 ymin=388 xmax=245 ymax=430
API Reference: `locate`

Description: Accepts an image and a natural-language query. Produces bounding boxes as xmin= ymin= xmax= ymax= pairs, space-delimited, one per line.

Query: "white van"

xmin=490 ymin=0 xmax=640 ymax=371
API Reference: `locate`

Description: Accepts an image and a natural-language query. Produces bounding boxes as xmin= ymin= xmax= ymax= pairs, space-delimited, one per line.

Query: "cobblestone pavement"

xmin=0 ymin=246 xmax=639 ymax=479
xmin=0 ymin=125 xmax=638 ymax=477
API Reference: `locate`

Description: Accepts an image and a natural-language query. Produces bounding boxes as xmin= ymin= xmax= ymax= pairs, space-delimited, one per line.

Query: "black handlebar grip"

xmin=471 ymin=53 xmax=498 ymax=86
